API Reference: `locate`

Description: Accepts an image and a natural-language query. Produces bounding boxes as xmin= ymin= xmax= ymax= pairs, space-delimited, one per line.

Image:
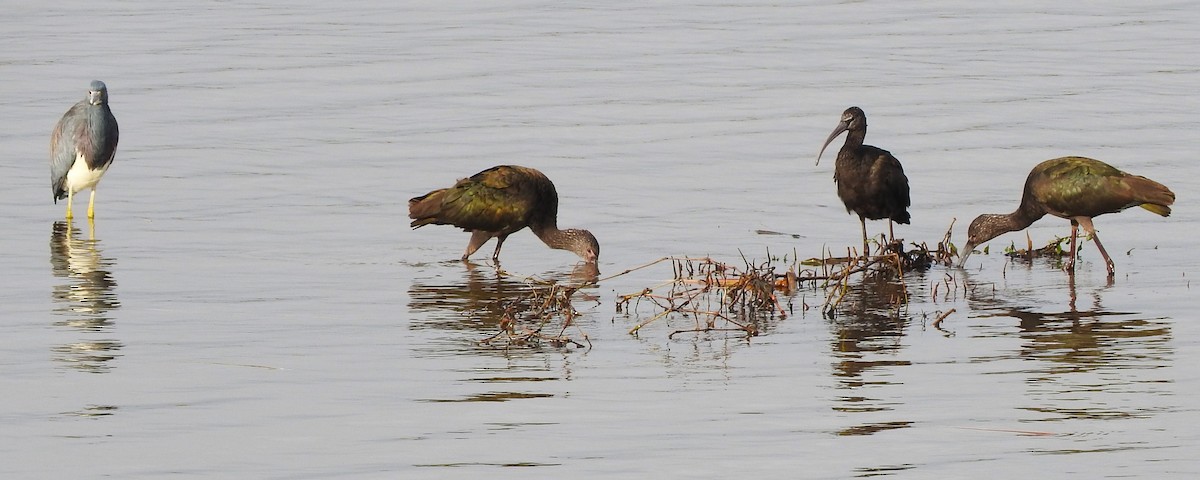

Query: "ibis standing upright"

xmin=409 ymin=165 xmax=600 ymax=264
xmin=960 ymin=156 xmax=1175 ymax=277
xmin=816 ymin=106 xmax=911 ymax=256
xmin=51 ymin=80 xmax=119 ymax=220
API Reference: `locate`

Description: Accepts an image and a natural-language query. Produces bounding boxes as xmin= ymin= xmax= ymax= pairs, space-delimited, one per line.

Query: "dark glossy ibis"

xmin=409 ymin=165 xmax=600 ymax=264
xmin=960 ymin=156 xmax=1174 ymax=276
xmin=816 ymin=106 xmax=911 ymax=256
xmin=51 ymin=80 xmax=119 ymax=220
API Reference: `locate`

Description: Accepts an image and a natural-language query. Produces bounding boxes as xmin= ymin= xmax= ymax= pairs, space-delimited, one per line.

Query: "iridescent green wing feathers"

xmin=1030 ymin=156 xmax=1174 ymax=218
xmin=409 ymin=165 xmax=552 ymax=233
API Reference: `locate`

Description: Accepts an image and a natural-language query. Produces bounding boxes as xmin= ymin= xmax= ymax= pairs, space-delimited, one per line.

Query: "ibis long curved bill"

xmin=814 ymin=107 xmax=911 ymax=257
xmin=816 ymin=119 xmax=850 ymax=166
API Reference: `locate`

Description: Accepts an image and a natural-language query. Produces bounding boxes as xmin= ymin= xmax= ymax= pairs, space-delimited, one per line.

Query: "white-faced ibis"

xmin=816 ymin=106 xmax=911 ymax=256
xmin=409 ymin=165 xmax=600 ymax=264
xmin=960 ymin=156 xmax=1174 ymax=277
xmin=51 ymin=80 xmax=119 ymax=220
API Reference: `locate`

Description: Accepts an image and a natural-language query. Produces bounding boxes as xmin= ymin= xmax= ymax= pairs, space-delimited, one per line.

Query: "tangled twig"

xmin=478 ymin=281 xmax=592 ymax=350
xmin=616 ymin=255 xmax=793 ymax=338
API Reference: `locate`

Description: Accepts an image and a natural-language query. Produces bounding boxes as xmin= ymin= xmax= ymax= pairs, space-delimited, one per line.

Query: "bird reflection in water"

xmin=968 ymin=255 xmax=1114 ymax=311
xmin=408 ymin=261 xmax=599 ymax=334
xmin=965 ymin=272 xmax=1173 ymax=423
xmin=50 ymin=220 xmax=122 ymax=373
xmin=827 ymin=271 xmax=915 ymax=436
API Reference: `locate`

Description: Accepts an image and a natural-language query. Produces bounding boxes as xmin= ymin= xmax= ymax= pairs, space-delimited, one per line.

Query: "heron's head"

xmin=87 ymin=80 xmax=109 ymax=106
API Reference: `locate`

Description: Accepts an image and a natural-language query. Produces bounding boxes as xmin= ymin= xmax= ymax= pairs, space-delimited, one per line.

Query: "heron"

xmin=51 ymin=80 xmax=119 ymax=220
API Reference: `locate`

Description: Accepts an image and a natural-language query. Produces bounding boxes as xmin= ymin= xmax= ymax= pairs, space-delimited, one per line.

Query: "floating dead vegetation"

xmin=1003 ymin=232 xmax=1072 ymax=260
xmin=614 ymin=255 xmax=793 ymax=339
xmin=804 ymin=238 xmax=956 ymax=317
xmin=611 ymin=229 xmax=956 ymax=338
xmin=478 ymin=222 xmax=961 ymax=346
xmin=478 ymin=277 xmax=593 ymax=351
xmin=959 ymin=232 xmax=1075 ymax=277
xmin=795 ymin=221 xmax=957 ymax=318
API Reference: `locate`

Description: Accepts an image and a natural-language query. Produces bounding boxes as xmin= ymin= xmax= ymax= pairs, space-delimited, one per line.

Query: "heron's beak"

xmin=816 ymin=120 xmax=849 ymax=166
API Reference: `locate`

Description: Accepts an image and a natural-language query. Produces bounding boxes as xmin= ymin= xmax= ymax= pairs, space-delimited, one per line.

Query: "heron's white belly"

xmin=64 ymin=153 xmax=111 ymax=194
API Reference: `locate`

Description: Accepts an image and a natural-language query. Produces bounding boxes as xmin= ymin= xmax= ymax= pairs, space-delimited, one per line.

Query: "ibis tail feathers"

xmin=408 ymin=189 xmax=447 ymax=228
xmin=1126 ymin=174 xmax=1175 ymax=217
xmin=1139 ymin=203 xmax=1172 ymax=217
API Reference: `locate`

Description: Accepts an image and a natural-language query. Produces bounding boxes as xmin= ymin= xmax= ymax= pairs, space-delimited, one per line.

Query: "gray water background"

xmin=2 ymin=1 xmax=1198 ymax=478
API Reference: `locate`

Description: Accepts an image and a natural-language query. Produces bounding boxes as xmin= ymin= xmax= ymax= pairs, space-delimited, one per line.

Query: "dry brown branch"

xmin=616 ymin=255 xmax=791 ymax=338
xmin=595 ymin=256 xmax=672 ymax=283
xmin=931 ymin=308 xmax=956 ymax=328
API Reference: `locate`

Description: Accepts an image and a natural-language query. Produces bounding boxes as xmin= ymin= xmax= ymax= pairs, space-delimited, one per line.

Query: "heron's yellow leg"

xmin=65 ymin=189 xmax=75 ymax=220
xmin=87 ymin=189 xmax=97 ymax=219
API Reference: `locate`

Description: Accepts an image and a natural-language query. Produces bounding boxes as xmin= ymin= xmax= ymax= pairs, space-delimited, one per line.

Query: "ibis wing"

xmin=1032 ymin=157 xmax=1142 ymax=217
xmin=436 ymin=166 xmax=536 ymax=233
xmin=880 ymin=154 xmax=911 ymax=209
xmin=879 ymin=154 xmax=912 ymax=223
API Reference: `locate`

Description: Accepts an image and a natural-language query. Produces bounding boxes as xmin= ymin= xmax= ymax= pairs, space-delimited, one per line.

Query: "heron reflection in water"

xmin=50 ymin=220 xmax=122 ymax=373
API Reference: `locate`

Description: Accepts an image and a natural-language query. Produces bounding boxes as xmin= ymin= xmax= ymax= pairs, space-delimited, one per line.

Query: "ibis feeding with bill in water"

xmin=50 ymin=80 xmax=119 ymax=220
xmin=960 ymin=156 xmax=1174 ymax=277
xmin=409 ymin=165 xmax=600 ymax=264
xmin=816 ymin=106 xmax=911 ymax=256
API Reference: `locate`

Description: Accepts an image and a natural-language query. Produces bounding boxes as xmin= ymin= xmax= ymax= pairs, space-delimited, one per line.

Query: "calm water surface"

xmin=2 ymin=1 xmax=1198 ymax=478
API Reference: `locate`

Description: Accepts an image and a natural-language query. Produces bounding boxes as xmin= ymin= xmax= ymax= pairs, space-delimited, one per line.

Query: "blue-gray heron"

xmin=51 ymin=80 xmax=119 ymax=220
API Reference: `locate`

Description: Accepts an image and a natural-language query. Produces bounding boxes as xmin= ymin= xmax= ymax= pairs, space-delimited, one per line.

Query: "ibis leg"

xmin=1092 ymin=234 xmax=1115 ymax=276
xmin=859 ymin=215 xmax=869 ymax=257
xmin=491 ymin=234 xmax=509 ymax=263
xmin=462 ymin=231 xmax=492 ymax=261
xmin=1076 ymin=217 xmax=1114 ymax=276
xmin=1065 ymin=221 xmax=1078 ymax=272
